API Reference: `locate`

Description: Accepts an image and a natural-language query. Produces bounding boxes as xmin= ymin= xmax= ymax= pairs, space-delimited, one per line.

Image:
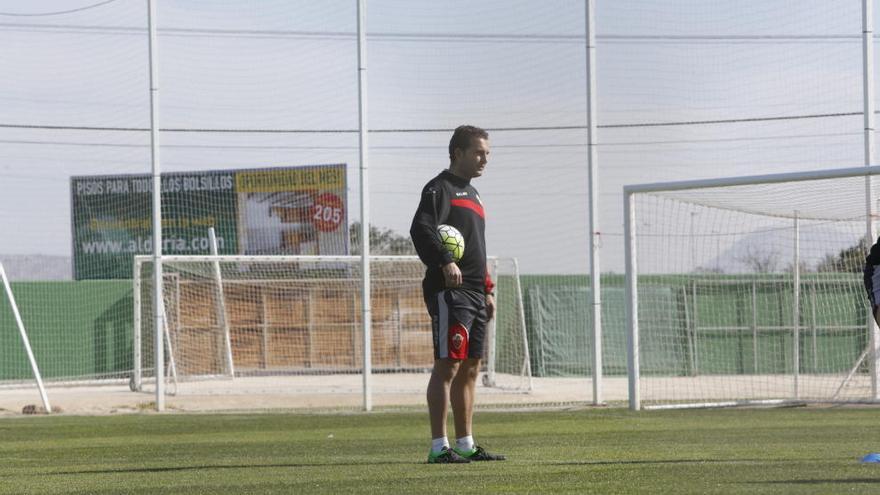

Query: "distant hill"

xmin=0 ymin=255 xmax=72 ymax=281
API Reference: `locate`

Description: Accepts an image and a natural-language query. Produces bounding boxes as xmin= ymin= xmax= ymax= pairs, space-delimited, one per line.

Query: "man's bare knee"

xmin=433 ymin=359 xmax=461 ymax=382
xmin=452 ymin=359 xmax=480 ymax=383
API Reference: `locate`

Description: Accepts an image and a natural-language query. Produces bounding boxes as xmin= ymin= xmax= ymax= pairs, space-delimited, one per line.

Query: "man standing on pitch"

xmin=410 ymin=125 xmax=506 ymax=464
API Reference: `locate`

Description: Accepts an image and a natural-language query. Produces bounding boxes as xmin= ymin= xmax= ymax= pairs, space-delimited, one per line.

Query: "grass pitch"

xmin=2 ymin=406 xmax=880 ymax=494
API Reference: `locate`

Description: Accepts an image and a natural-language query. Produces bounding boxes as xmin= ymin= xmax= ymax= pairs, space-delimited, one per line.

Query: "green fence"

xmin=0 ymin=281 xmax=132 ymax=381
xmin=0 ymin=273 xmax=870 ymax=381
xmin=523 ymin=274 xmax=870 ymax=378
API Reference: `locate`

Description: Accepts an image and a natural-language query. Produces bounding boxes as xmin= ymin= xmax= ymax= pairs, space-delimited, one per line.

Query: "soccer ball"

xmin=437 ymin=224 xmax=465 ymax=262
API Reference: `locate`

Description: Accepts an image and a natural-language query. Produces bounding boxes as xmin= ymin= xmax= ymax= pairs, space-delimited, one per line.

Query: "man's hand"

xmin=442 ymin=262 xmax=462 ymax=288
xmin=485 ymin=293 xmax=496 ymax=320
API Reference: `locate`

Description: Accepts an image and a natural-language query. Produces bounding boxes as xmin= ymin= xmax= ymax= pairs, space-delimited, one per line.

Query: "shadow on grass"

xmin=551 ymin=458 xmax=823 ymax=466
xmin=35 ymin=461 xmax=414 ymax=476
xmin=35 ymin=458 xmax=838 ymax=476
xmin=745 ymin=479 xmax=880 ymax=485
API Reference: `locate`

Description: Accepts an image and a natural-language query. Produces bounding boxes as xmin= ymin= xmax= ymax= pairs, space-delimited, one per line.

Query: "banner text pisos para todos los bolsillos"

xmin=70 ymin=164 xmax=347 ymax=279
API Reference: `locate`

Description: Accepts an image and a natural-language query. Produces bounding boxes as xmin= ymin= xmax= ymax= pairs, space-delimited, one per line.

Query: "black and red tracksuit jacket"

xmin=410 ymin=169 xmax=495 ymax=297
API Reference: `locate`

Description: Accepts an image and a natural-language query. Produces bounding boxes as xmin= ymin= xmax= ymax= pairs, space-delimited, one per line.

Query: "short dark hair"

xmin=448 ymin=125 xmax=489 ymax=163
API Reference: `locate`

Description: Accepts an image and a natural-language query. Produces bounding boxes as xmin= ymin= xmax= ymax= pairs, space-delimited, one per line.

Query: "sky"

xmin=0 ymin=0 xmax=879 ymax=277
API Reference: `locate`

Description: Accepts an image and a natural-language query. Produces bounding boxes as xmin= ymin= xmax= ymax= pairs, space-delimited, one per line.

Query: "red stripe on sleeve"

xmin=450 ymin=198 xmax=485 ymax=219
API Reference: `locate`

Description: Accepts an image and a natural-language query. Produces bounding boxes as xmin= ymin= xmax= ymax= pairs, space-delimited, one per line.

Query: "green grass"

xmin=2 ymin=407 xmax=880 ymax=494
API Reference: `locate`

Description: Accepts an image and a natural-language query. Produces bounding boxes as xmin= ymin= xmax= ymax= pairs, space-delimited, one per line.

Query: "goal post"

xmin=0 ymin=262 xmax=51 ymax=413
xmin=625 ymin=165 xmax=880 ymax=410
xmin=131 ymin=254 xmax=531 ymax=401
xmin=208 ymin=227 xmax=234 ymax=378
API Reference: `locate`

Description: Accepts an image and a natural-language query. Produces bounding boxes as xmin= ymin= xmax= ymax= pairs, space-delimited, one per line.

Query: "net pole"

xmin=792 ymin=212 xmax=800 ymax=399
xmin=751 ymin=281 xmax=758 ymax=372
xmin=585 ymin=0 xmax=603 ymax=405
xmin=209 ymin=228 xmax=235 ymax=378
xmin=624 ymin=189 xmax=640 ymax=410
xmin=132 ymin=259 xmax=142 ymax=391
xmin=147 ymin=0 xmax=165 ymax=412
xmin=513 ymin=258 xmax=533 ymax=391
xmin=485 ymin=259 xmax=498 ymax=387
xmin=862 ymin=0 xmax=880 ymax=400
xmin=0 ymin=263 xmax=51 ymax=413
xmin=161 ymin=310 xmax=178 ymax=393
xmin=356 ymin=0 xmax=373 ymax=412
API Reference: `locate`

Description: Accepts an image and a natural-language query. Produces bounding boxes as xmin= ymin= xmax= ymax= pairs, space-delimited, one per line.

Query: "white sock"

xmin=455 ymin=435 xmax=475 ymax=452
xmin=431 ymin=437 xmax=449 ymax=454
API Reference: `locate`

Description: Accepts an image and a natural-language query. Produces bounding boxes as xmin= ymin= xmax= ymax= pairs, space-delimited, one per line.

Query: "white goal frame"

xmin=131 ymin=254 xmax=531 ymax=401
xmin=625 ymin=165 xmax=880 ymax=410
xmin=0 ymin=262 xmax=51 ymax=412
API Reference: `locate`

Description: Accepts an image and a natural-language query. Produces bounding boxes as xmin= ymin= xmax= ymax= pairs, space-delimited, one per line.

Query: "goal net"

xmin=132 ymin=255 xmax=531 ymax=407
xmin=625 ymin=166 xmax=880 ymax=410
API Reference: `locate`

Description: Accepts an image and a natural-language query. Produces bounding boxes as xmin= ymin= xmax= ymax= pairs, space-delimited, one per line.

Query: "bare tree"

xmin=348 ymin=222 xmax=416 ymax=255
xmin=784 ymin=260 xmax=812 ymax=274
xmin=737 ymin=245 xmax=780 ymax=273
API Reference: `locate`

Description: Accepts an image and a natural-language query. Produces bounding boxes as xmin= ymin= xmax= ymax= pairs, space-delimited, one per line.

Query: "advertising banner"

xmin=71 ymin=164 xmax=347 ymax=279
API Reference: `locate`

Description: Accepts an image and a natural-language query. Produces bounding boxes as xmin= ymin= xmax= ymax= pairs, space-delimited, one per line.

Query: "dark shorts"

xmin=424 ymin=288 xmax=488 ymax=360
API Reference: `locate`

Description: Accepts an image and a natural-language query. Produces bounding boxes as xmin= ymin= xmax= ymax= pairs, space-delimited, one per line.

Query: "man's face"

xmin=453 ymin=137 xmax=490 ymax=179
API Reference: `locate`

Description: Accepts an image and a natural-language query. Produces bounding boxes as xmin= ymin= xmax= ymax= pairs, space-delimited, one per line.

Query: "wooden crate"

xmin=229 ymin=327 xmax=264 ymax=369
xmin=266 ymin=327 xmax=309 ymax=368
xmin=168 ymin=279 xmax=438 ymax=373
xmin=172 ymin=327 xmax=222 ymax=375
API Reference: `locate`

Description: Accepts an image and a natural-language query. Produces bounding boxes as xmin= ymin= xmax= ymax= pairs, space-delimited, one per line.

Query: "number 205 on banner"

xmin=312 ymin=192 xmax=344 ymax=232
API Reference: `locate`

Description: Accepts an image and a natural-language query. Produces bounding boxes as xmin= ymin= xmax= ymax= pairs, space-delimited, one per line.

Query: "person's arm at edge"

xmin=410 ymin=185 xmax=461 ymax=287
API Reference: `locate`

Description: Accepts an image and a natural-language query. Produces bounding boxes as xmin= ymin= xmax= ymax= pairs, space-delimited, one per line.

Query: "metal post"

xmin=751 ymin=280 xmax=758 ymax=373
xmin=692 ymin=280 xmax=699 ymax=374
xmin=0 ymin=263 xmax=51 ymax=413
xmin=513 ymin=258 xmax=533 ymax=391
xmin=864 ymin=0 xmax=876 ymax=171
xmin=260 ymin=291 xmax=269 ymax=369
xmin=624 ymin=190 xmax=640 ymax=410
xmin=209 ymin=227 xmax=235 ymax=378
xmin=585 ymin=0 xmax=603 ymax=406
xmin=485 ymin=259 xmax=498 ymax=386
xmin=793 ymin=212 xmax=800 ymax=399
xmin=356 ymin=0 xmax=372 ymax=412
xmin=132 ymin=258 xmax=142 ymax=391
xmin=863 ymin=0 xmax=880 ymax=400
xmin=810 ymin=282 xmax=818 ymax=371
xmin=147 ymin=0 xmax=164 ymax=412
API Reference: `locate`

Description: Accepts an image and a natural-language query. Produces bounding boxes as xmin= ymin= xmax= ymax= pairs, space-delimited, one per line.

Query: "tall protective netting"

xmin=4 ymin=1 xmax=876 ymax=413
xmin=0 ymin=2 xmax=152 ymax=390
xmin=133 ymin=255 xmax=530 ymax=407
xmin=625 ymin=167 xmax=880 ymax=410
xmin=361 ymin=2 xmax=605 ymax=406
